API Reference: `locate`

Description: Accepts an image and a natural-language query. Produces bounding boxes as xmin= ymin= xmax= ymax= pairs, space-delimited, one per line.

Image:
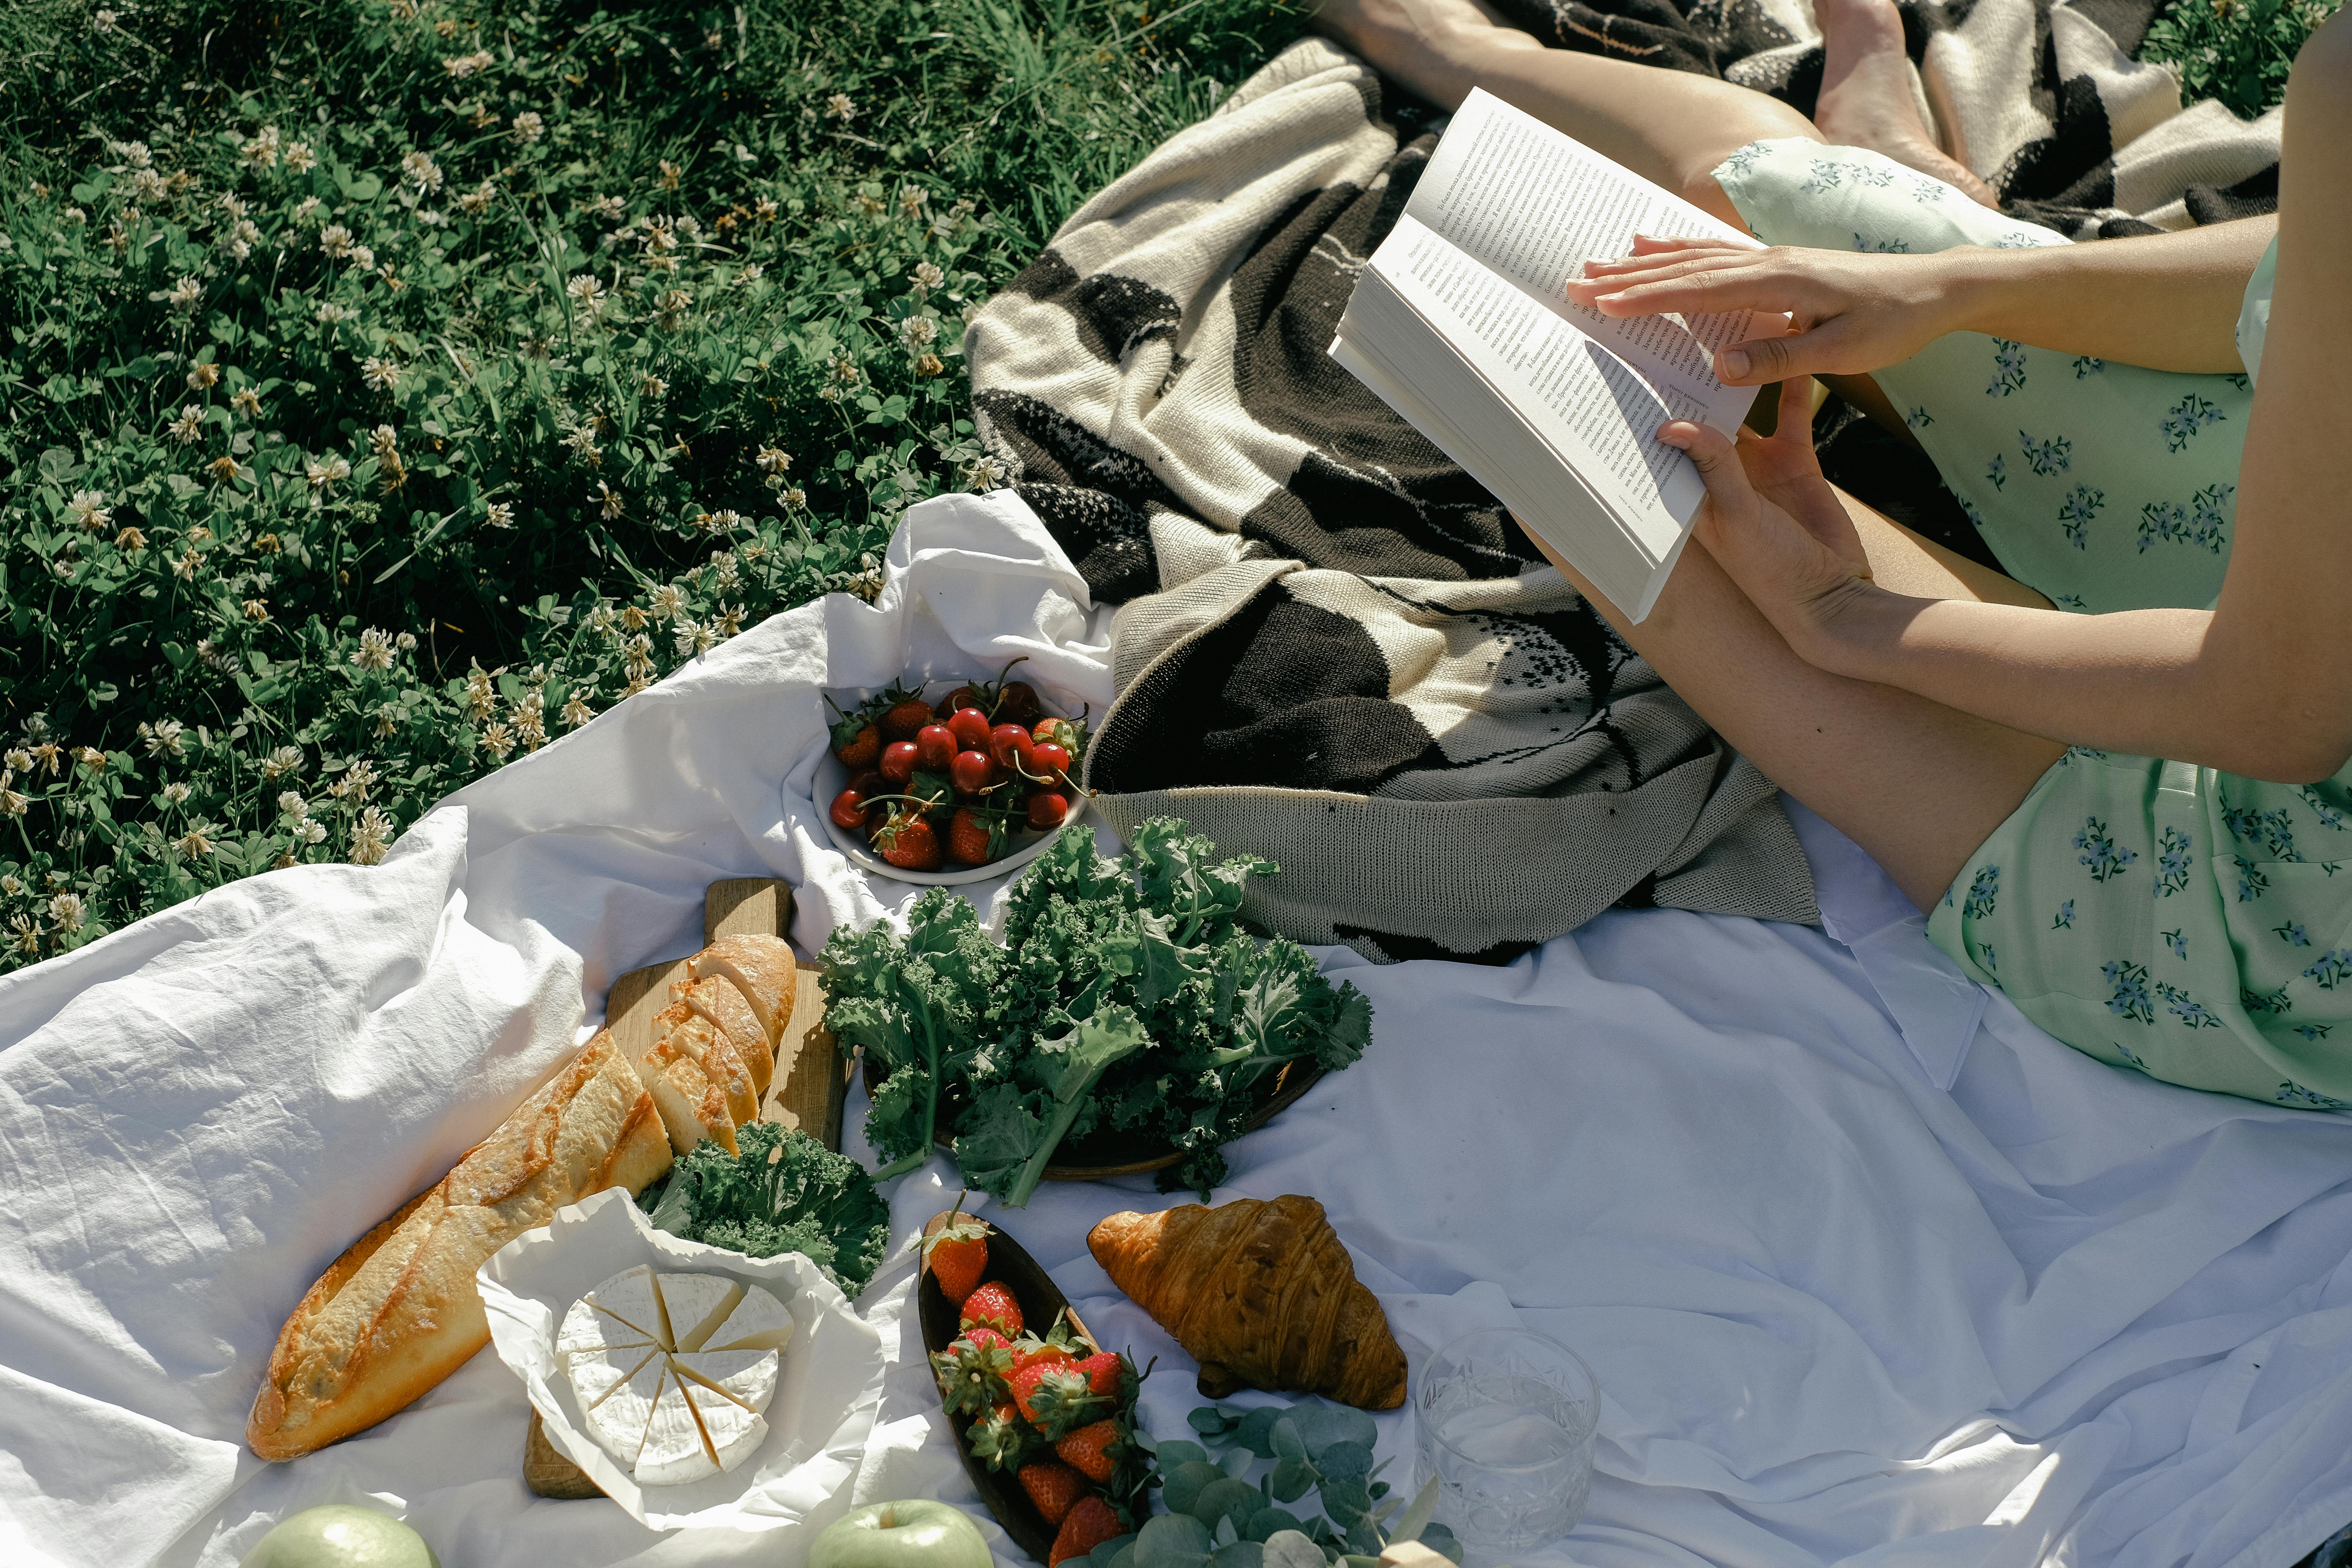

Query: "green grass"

xmin=0 ymin=0 xmax=1308 ymax=969
xmin=0 ymin=0 xmax=2314 ymax=972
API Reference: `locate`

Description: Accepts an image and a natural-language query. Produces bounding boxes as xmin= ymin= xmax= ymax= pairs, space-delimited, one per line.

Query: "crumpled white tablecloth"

xmin=1 ymin=490 xmax=2347 ymax=1568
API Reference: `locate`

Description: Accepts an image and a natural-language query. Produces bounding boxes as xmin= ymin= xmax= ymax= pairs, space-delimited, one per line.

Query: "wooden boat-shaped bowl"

xmin=918 ymin=1211 xmax=1097 ymax=1565
xmin=862 ymin=1057 xmax=1324 ymax=1181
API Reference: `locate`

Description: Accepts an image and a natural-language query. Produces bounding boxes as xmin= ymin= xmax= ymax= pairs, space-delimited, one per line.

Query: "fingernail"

xmin=1720 ymin=349 xmax=1750 ymax=380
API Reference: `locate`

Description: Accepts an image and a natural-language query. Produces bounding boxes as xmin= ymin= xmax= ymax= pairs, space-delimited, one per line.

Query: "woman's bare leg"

xmin=1537 ymin=490 xmax=2064 ymax=911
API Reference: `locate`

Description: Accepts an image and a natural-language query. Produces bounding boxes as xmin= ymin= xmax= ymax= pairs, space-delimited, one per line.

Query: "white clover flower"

xmin=299 ymin=817 xmax=328 ymax=844
xmin=484 ymin=501 xmax=515 ymax=528
xmin=654 ymin=288 xmax=692 ymax=330
xmin=782 ymin=485 xmax=807 ymax=508
xmin=640 ymin=373 xmax=665 ymax=398
xmin=481 ymin=722 xmax=516 ymax=760
xmin=76 ymin=746 xmax=107 ymax=773
xmin=167 ymin=406 xmax=204 ymax=444
xmin=166 ymin=275 xmax=203 ymax=311
xmin=444 ymin=48 xmax=494 ymax=78
xmin=462 ymin=662 xmax=497 ymax=722
xmin=160 ymin=781 xmax=192 ymax=806
xmin=400 ymin=150 xmax=444 ymax=191
xmin=319 ymin=224 xmax=354 ymax=258
xmin=294 ymin=196 xmax=324 ymax=224
xmin=285 ymin=141 xmax=317 ymax=174
xmin=242 ymin=126 xmax=281 ymax=169
xmin=910 ymin=260 xmax=945 ymax=292
xmin=66 ymin=490 xmax=111 ymax=531
xmin=395 ymin=631 xmax=417 ymax=651
xmin=111 ymin=139 xmax=151 ymax=169
xmin=369 ymin=424 xmax=400 ymax=462
xmin=715 ymin=602 xmax=745 ymax=636
xmin=0 ymin=786 xmax=24 ymax=820
xmin=511 ymin=111 xmax=544 ymax=144
xmin=648 ymin=583 xmax=684 ymax=622
xmin=172 ymin=548 xmax=201 ymax=580
xmin=340 ymin=759 xmax=378 ymax=800
xmin=706 ymin=508 xmax=744 ymax=534
xmin=7 ymin=913 xmax=39 ymax=954
xmin=5 ymin=749 xmax=29 ymax=773
xmin=561 ymin=691 xmax=594 ymax=728
xmin=458 ymin=179 xmax=495 ymax=215
xmin=221 ymin=218 xmax=260 ymax=261
xmin=63 ymin=207 xmax=86 ymax=225
xmin=671 ymin=617 xmax=706 ymax=656
xmin=175 ymin=825 xmax=217 ymax=858
xmin=128 ymin=168 xmax=167 ymax=203
xmin=278 ymin=790 xmax=308 ymax=818
xmin=586 ymin=604 xmax=617 ymax=635
xmin=351 ymin=806 xmax=393 ymax=865
xmin=230 ymin=386 xmax=261 ymax=419
xmin=306 ymin=453 xmax=351 ymax=491
xmin=710 ymin=551 xmax=739 ymax=590
xmin=825 ymin=92 xmax=856 ymax=121
xmin=1 ymin=874 xmax=22 ymax=897
xmin=187 ymin=361 xmax=220 ymax=390
xmin=360 ymin=355 xmax=399 ymax=391
xmin=350 ymin=627 xmax=395 ymax=671
xmin=262 ymin=744 xmax=303 ymax=778
xmin=756 ymin=446 xmax=791 ymax=475
xmin=963 ymin=454 xmax=1008 ymax=491
xmin=899 ymin=314 xmax=938 ymax=349
xmin=49 ymin=892 xmax=84 ymax=930
xmin=346 ymin=243 xmax=374 ymax=271
xmin=591 ymin=480 xmax=622 ymax=520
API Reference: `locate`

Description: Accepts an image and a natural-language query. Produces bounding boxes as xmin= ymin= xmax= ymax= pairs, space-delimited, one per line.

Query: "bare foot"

xmin=1308 ymin=0 xmax=1546 ymax=112
xmin=1813 ymin=0 xmax=1998 ymax=207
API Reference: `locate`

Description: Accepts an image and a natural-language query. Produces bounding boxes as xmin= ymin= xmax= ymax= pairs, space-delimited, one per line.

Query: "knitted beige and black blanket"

xmin=962 ymin=11 xmax=2278 ymax=964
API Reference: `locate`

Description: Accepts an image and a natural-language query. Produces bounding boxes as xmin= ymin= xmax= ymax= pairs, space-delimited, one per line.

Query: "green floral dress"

xmin=1716 ymin=139 xmax=2352 ymax=1110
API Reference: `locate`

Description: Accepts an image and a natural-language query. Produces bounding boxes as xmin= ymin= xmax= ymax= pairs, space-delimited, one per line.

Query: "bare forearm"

xmin=1940 ymin=217 xmax=2277 ymax=373
xmin=1809 ymin=591 xmax=2349 ymax=782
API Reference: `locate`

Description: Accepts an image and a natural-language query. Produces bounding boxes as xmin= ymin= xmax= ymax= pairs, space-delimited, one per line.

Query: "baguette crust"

xmin=673 ymin=976 xmax=774 ymax=1096
xmin=686 ymin=935 xmax=795 ymax=1051
xmin=247 ymin=1032 xmax=672 ymax=1460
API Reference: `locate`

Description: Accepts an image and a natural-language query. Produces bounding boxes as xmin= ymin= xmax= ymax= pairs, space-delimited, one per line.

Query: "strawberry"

xmin=827 ymin=699 xmax=882 ymax=769
xmin=1070 ymin=1351 xmax=1123 ymax=1398
xmin=873 ymin=810 xmax=942 ymax=871
xmin=1049 ymin=1496 xmax=1124 ymax=1568
xmin=959 ymin=1280 xmax=1023 ymax=1339
xmin=967 ymin=1400 xmax=1034 ymax=1472
xmin=879 ymin=687 xmax=937 ymax=743
xmin=1054 ymin=1419 xmax=1120 ymax=1482
xmin=1012 ymin=1360 xmax=1107 ymax=1436
xmin=931 ymin=1328 xmax=1014 ymax=1417
xmin=922 ymin=1211 xmax=991 ymax=1306
xmin=1016 ymin=1459 xmax=1089 ymax=1527
xmin=946 ymin=805 xmax=1011 ymax=866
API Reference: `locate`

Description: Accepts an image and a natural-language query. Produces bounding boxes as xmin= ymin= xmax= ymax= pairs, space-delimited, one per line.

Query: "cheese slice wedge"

xmin=678 ymin=1372 xmax=770 ymax=1475
xmin=635 ymin=1367 xmax=721 ymax=1486
xmin=557 ymin=1296 xmax=656 ymax=1362
xmin=701 ymin=1283 xmax=795 ymax=1354
xmin=672 ymin=1348 xmax=778 ymax=1415
xmin=584 ymin=1353 xmax=668 ymax=1470
xmin=581 ymin=1265 xmax=668 ymax=1345
xmin=657 ymin=1272 xmax=744 ymax=1353
xmin=571 ymin=1345 xmax=662 ymax=1412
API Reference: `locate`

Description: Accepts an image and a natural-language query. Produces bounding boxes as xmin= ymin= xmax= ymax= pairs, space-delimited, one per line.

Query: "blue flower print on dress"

xmin=2138 ymin=484 xmax=2234 ymax=554
xmin=1854 ymin=233 xmax=1911 ymax=253
xmin=2275 ymin=1081 xmax=2351 ymax=1109
xmin=2301 ymin=949 xmax=2352 ymax=989
xmin=1906 ymin=406 xmax=1935 ymax=429
xmin=1958 ymin=494 xmax=1986 ymax=530
xmin=1800 ymin=159 xmax=1847 ymax=194
xmin=2234 ymin=855 xmax=2270 ymax=902
xmin=1963 ymin=863 xmax=2000 ymax=918
xmin=2053 ymin=899 xmax=2076 ymax=929
xmin=2298 ymin=785 xmax=2349 ymax=832
xmin=2103 ymin=959 xmax=2155 ymax=1023
xmin=2293 ymin=1023 xmax=2335 ymax=1043
xmin=2222 ymin=798 xmax=2300 ymax=861
xmin=2055 ymin=593 xmax=2088 ymax=610
xmin=2057 ymin=484 xmax=2104 ymax=548
xmin=1981 ymin=943 xmax=1998 ymax=972
xmin=2020 ymin=430 xmax=2072 ymax=476
xmin=2243 ymin=984 xmax=2292 ymax=1015
xmin=2072 ymin=355 xmax=2106 ymax=378
xmin=1718 ymin=144 xmax=1767 ymax=179
xmin=2162 ymin=927 xmax=2188 ymax=959
xmin=1985 ymin=453 xmax=2008 ymax=491
xmin=1909 ymin=175 xmax=1949 ymax=203
xmin=1987 ymin=339 xmax=2028 ymax=397
xmin=2274 ymin=920 xmax=2311 ymax=947
xmin=2157 ymin=983 xmax=2222 ymax=1027
xmin=2154 ymin=825 xmax=2194 ymax=896
xmin=2159 ymin=391 xmax=2227 ymax=452
xmin=2113 ymin=1038 xmax=2150 ymax=1071
xmin=2074 ymin=817 xmax=2137 ymax=881
xmin=1853 ymin=162 xmax=1896 ymax=188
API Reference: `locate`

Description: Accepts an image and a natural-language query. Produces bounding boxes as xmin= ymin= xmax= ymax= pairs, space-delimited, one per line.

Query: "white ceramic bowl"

xmin=813 ymin=679 xmax=1089 ymax=887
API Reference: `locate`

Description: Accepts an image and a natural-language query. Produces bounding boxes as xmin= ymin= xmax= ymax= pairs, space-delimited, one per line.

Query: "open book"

xmin=1328 ymin=89 xmax=1767 ymax=622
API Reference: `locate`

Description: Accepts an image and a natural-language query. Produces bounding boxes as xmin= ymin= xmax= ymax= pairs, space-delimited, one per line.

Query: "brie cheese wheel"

xmin=701 ymin=1283 xmax=795 ymax=1353
xmin=635 ymin=1368 xmax=720 ymax=1486
xmin=557 ymin=1296 xmax=655 ymax=1361
xmin=672 ymin=1348 xmax=778 ymax=1415
xmin=583 ymin=1353 xmax=667 ymax=1469
xmin=679 ymin=1374 xmax=769 ymax=1475
xmin=582 ymin=1265 xmax=667 ymax=1343
xmin=657 ymin=1272 xmax=744 ymax=1353
xmin=561 ymin=1270 xmax=799 ymax=1484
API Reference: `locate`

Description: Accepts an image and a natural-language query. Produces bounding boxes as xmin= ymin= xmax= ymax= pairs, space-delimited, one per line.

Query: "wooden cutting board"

xmin=522 ymin=877 xmax=843 ymax=1500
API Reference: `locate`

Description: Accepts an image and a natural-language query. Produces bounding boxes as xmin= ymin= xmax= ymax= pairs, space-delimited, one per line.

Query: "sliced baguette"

xmin=671 ymin=975 xmax=773 ymax=1096
xmin=654 ymin=1003 xmax=758 ymax=1126
xmin=248 ymin=1031 xmax=671 ymax=1461
xmin=685 ymin=934 xmax=795 ymax=1052
xmin=640 ymin=1037 xmax=738 ymax=1156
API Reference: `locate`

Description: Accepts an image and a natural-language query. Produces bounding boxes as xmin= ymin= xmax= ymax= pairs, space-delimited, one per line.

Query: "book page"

xmin=1370 ymin=216 xmax=1703 ymax=559
xmin=1405 ymin=88 xmax=1762 ymax=430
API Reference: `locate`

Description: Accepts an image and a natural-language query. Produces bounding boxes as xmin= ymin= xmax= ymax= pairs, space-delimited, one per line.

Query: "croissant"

xmin=1089 ymin=1195 xmax=1407 ymax=1409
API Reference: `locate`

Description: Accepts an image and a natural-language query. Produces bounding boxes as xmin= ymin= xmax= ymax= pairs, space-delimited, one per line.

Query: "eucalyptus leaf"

xmin=1269 ymin=1418 xmax=1307 ymax=1460
xmin=1386 ymin=1475 xmax=1442 ymax=1547
xmin=1342 ymin=1514 xmax=1384 ymax=1558
xmin=1109 ymin=1547 xmax=1139 ymax=1568
xmin=1318 ymin=1481 xmax=1372 ymax=1524
xmin=1234 ymin=1408 xmax=1285 ymax=1458
xmin=1221 ymin=1446 xmax=1256 ymax=1479
xmin=1190 ymin=1408 xmax=1239 ymax=1437
xmin=1164 ymin=1460 xmax=1226 ymax=1517
xmin=1092 ymin=1537 xmax=1139 ymax=1568
xmin=1156 ymin=1439 xmax=1210 ymax=1468
xmin=1216 ymin=1518 xmax=1240 ymax=1548
xmin=1313 ymin=1440 xmax=1373 ymax=1487
xmin=1244 ymin=1509 xmax=1305 ymax=1544
xmin=1193 ymin=1479 xmax=1260 ymax=1531
xmin=1270 ymin=1456 xmax=1316 ymax=1504
xmin=1418 ymin=1523 xmax=1465 ymax=1564
xmin=1210 ymin=1545 xmax=1264 ymax=1568
xmin=1260 ymin=1531 xmax=1328 ymax=1568
xmin=1136 ymin=1513 xmax=1216 ymax=1568
xmin=1290 ymin=1404 xmax=1378 ymax=1456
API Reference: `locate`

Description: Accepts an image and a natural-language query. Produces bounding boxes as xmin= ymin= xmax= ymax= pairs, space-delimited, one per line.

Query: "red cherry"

xmin=950 ymin=749 xmax=995 ymax=796
xmin=830 ymin=787 xmax=870 ymax=830
xmin=846 ymin=769 xmax=885 ymax=798
xmin=1027 ymin=741 xmax=1072 ymax=787
xmin=947 ymin=706 xmax=993 ymax=751
xmin=879 ymin=740 xmax=919 ymax=785
xmin=989 ymin=723 xmax=1034 ymax=770
xmin=1027 ymin=792 xmax=1069 ymax=830
xmin=914 ymin=723 xmax=956 ymax=772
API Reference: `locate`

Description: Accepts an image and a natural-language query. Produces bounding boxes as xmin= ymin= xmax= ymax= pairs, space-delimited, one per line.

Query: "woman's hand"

xmin=1564 ymin=236 xmax=1974 ymax=385
xmin=1661 ymin=380 xmax=1879 ymax=663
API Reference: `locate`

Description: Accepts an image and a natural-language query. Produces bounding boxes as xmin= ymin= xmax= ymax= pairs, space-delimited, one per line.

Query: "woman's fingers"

xmin=1657 ymin=420 xmax=1755 ymax=525
xmin=1715 ymin=318 xmax=1863 ymax=384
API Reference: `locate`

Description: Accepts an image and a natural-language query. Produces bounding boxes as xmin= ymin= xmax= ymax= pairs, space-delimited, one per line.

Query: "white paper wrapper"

xmin=477 ymin=1187 xmax=884 ymax=1531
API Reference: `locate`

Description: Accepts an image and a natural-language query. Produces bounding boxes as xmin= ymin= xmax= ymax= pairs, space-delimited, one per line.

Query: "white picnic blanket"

xmin=1 ymin=491 xmax=2347 ymax=1568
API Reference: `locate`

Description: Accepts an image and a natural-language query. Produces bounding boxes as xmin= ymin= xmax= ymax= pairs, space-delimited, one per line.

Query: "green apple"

xmin=811 ymin=1500 xmax=995 ymax=1568
xmin=240 ymin=1506 xmax=439 ymax=1568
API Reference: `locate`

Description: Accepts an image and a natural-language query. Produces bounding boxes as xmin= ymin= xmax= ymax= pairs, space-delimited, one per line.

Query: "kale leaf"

xmin=639 ymin=1120 xmax=890 ymax=1296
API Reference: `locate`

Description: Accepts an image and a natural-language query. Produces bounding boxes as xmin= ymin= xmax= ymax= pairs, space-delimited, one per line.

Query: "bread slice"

xmin=652 ymin=1003 xmax=759 ymax=1126
xmin=671 ymin=975 xmax=773 ymax=1096
xmin=640 ymin=1037 xmax=738 ymax=1156
xmin=247 ymin=1032 xmax=672 ymax=1461
xmin=685 ymin=934 xmax=795 ymax=1052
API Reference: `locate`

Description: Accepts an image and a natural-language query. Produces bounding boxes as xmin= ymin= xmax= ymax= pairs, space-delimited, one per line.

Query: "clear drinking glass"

xmin=1415 ymin=1327 xmax=1599 ymax=1556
